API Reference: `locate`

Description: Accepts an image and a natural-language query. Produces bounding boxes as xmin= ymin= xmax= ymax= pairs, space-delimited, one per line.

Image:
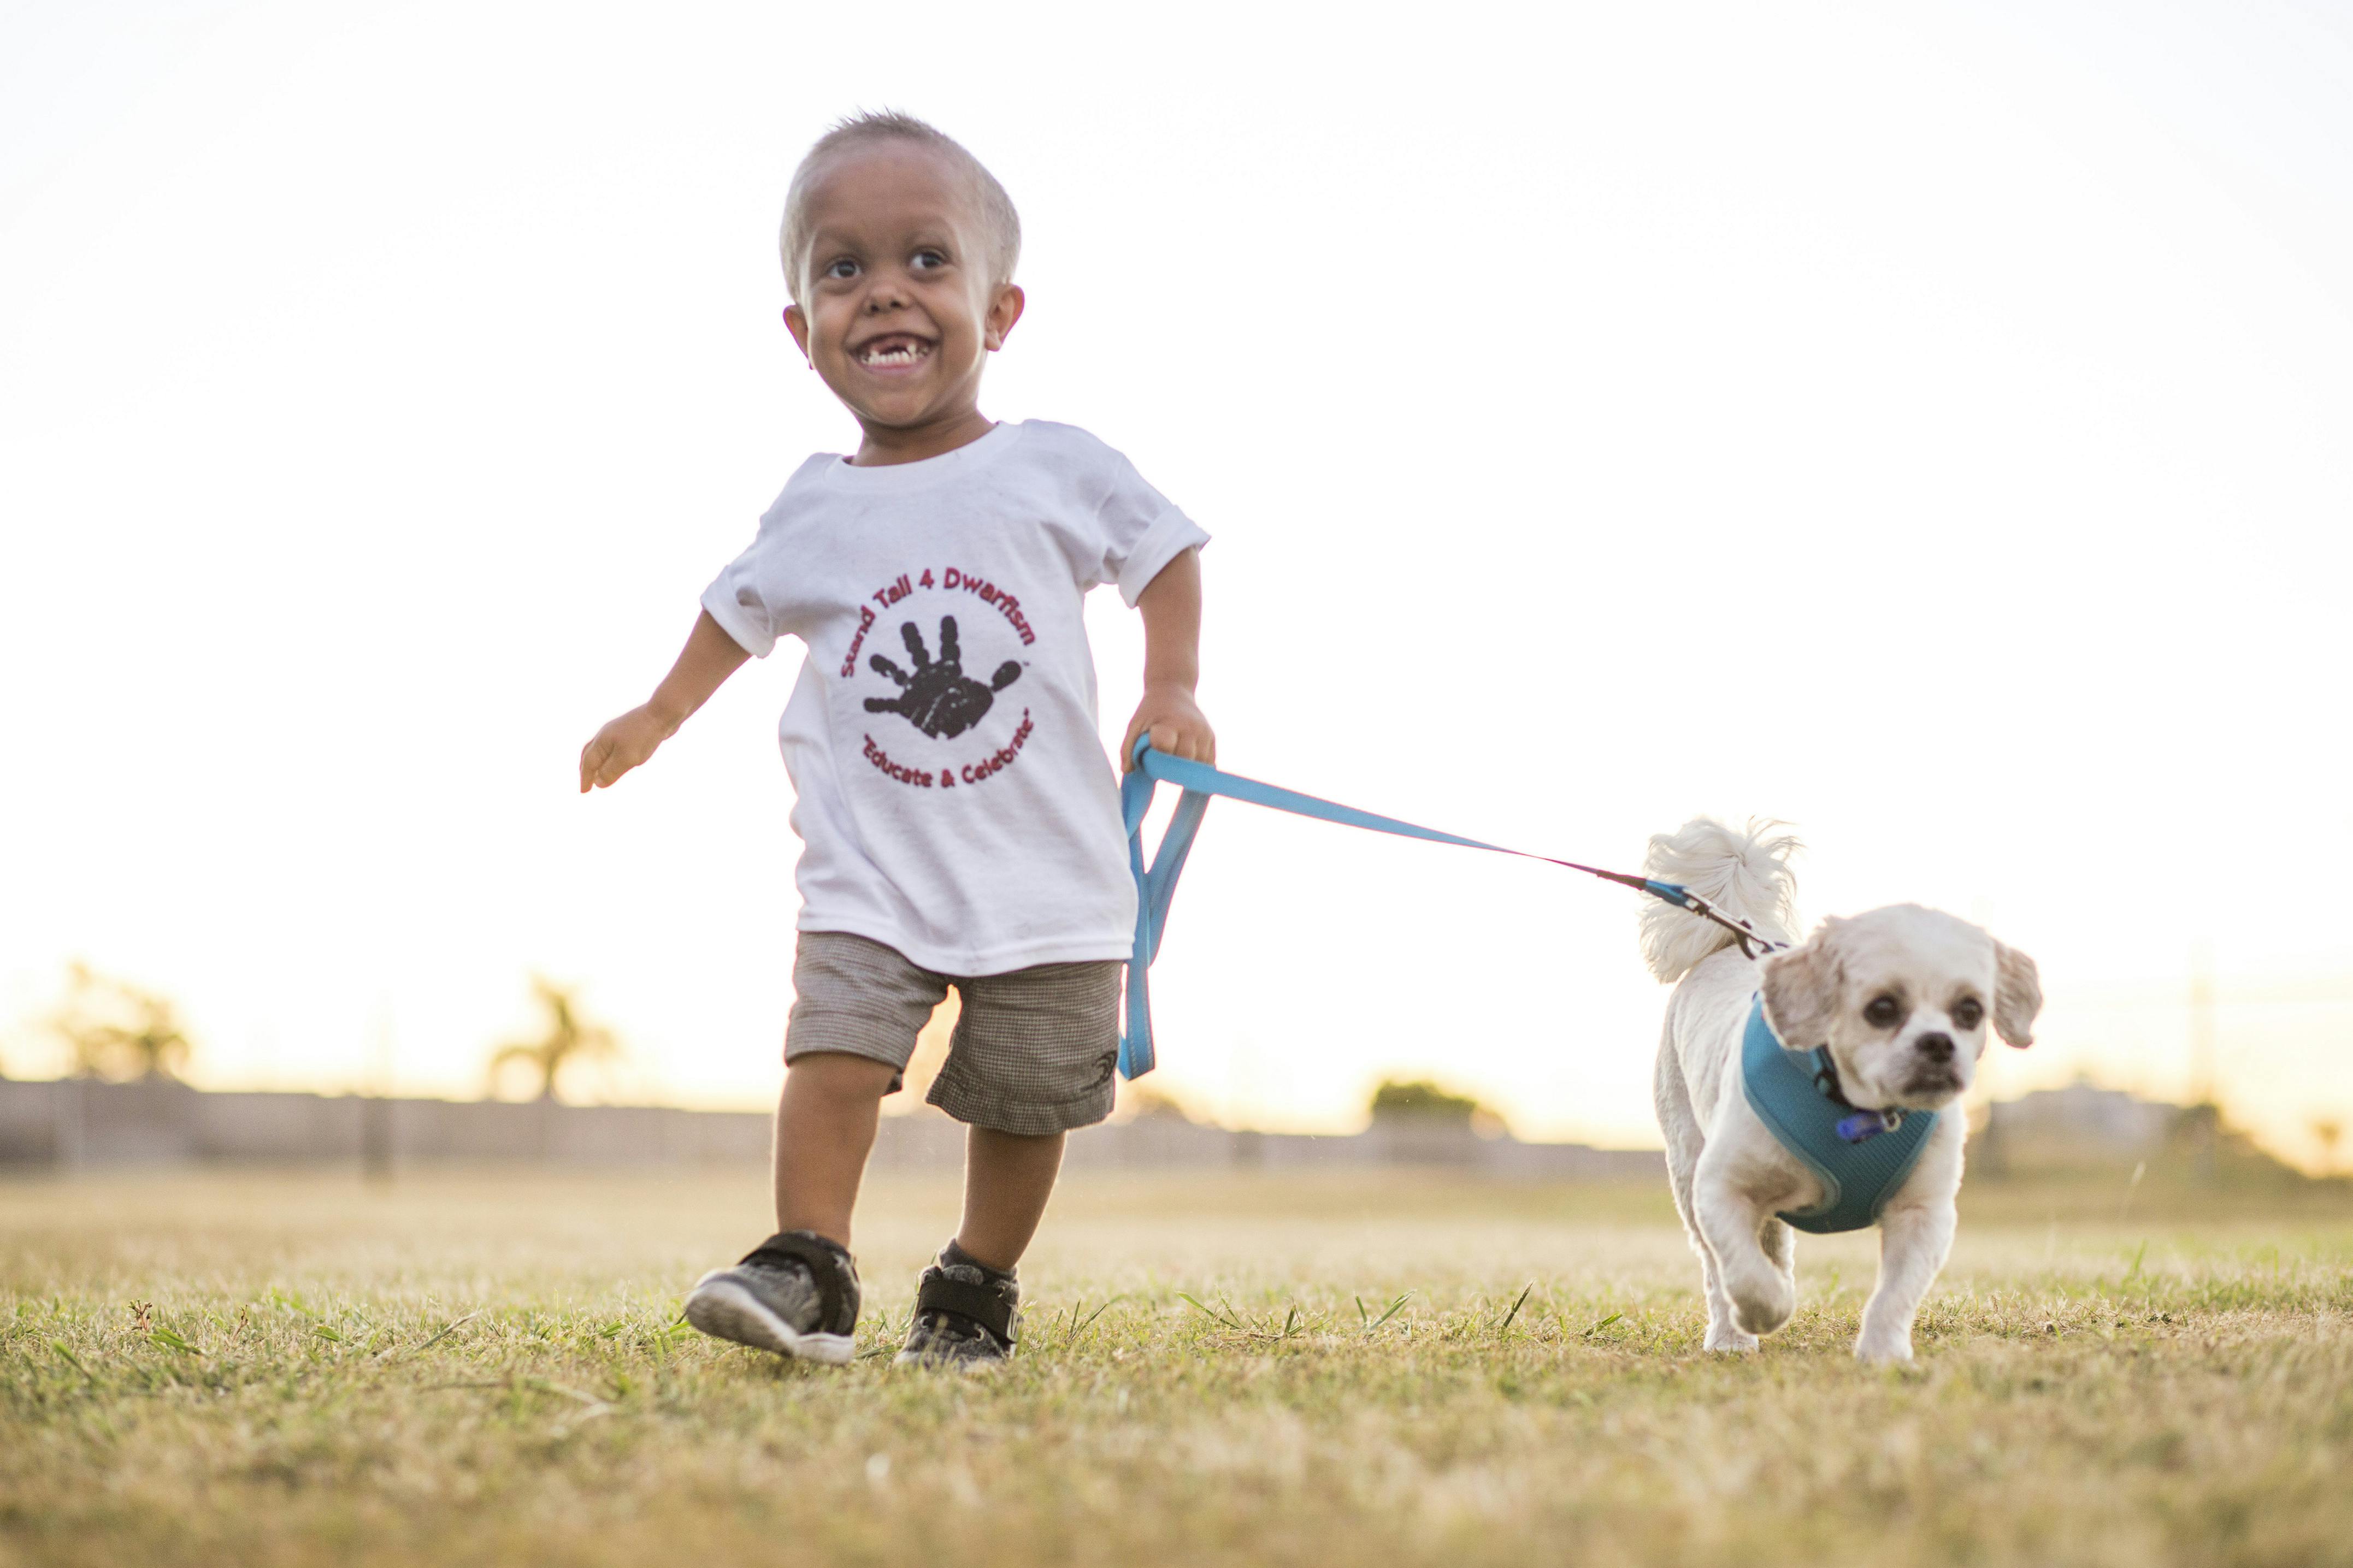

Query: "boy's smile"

xmin=784 ymin=143 xmax=1023 ymax=465
xmin=851 ymin=334 xmax=933 ymax=370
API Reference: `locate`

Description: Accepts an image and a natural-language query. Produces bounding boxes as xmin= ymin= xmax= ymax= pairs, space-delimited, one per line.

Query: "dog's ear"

xmin=1991 ymin=939 xmax=2041 ymax=1049
xmin=1760 ymin=920 xmax=1844 ymax=1048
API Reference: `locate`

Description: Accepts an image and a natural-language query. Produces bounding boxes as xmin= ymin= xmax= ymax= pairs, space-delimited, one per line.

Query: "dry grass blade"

xmin=380 ymin=1308 xmax=483 ymax=1362
xmin=1175 ymin=1292 xmax=1250 ymax=1334
xmin=524 ymin=1378 xmax=610 ymax=1408
xmin=1065 ymin=1295 xmax=1120 ymax=1345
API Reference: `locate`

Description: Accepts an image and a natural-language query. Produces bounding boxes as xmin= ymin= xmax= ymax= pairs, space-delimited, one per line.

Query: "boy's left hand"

xmin=1121 ymin=682 xmax=1215 ymax=772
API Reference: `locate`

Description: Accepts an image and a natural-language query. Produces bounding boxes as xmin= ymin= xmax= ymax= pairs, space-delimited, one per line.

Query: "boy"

xmin=578 ymin=111 xmax=1213 ymax=1370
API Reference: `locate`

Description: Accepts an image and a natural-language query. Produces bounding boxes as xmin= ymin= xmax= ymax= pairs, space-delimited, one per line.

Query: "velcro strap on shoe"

xmin=742 ymin=1230 xmax=860 ymax=1336
xmin=916 ymin=1275 xmax=1017 ymax=1344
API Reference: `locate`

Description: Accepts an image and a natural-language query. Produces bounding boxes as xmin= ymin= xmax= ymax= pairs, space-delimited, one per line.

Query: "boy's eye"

xmin=823 ymin=257 xmax=859 ymax=281
xmin=910 ymin=248 xmax=947 ymax=270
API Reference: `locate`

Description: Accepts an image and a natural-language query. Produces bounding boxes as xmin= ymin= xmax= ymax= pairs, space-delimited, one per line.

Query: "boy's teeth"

xmin=862 ymin=342 xmax=924 ymax=364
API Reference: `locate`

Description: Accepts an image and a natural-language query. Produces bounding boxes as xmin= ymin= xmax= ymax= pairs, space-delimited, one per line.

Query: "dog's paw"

xmin=1730 ymin=1279 xmax=1795 ymax=1338
xmin=1854 ymin=1334 xmax=1915 ymax=1366
xmin=1703 ymin=1325 xmax=1760 ymax=1353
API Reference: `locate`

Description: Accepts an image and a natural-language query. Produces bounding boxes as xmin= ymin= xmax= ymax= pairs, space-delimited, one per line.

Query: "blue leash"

xmin=1117 ymin=739 xmax=1785 ymax=1078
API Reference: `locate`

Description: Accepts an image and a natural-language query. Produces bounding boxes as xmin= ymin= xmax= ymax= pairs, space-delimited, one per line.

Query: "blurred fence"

xmin=0 ymin=1079 xmax=1664 ymax=1179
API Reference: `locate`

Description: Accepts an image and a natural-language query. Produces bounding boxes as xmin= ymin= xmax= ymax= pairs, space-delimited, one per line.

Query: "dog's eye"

xmin=1953 ymin=997 xmax=1985 ymax=1030
xmin=1862 ymin=996 xmax=1903 ymax=1028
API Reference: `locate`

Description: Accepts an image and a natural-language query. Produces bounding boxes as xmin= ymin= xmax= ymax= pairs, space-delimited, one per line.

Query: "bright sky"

xmin=4 ymin=0 xmax=2350 ymax=1166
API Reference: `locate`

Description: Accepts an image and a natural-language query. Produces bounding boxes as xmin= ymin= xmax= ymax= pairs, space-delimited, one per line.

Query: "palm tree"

xmin=49 ymin=962 xmax=194 ymax=1081
xmin=486 ymin=977 xmax=620 ymax=1102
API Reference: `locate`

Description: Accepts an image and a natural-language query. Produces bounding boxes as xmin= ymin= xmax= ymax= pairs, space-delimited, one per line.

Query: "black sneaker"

xmin=684 ymin=1230 xmax=860 ymax=1365
xmin=896 ymin=1242 xmax=1021 ymax=1371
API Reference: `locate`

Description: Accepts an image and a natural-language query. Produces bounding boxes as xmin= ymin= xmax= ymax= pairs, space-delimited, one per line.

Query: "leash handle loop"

xmin=1118 ymin=748 xmax=1215 ymax=1078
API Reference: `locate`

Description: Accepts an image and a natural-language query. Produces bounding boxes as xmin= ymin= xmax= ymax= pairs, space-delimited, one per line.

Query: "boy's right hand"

xmin=579 ymin=706 xmax=675 ymax=793
xmin=581 ymin=612 xmax=753 ymax=794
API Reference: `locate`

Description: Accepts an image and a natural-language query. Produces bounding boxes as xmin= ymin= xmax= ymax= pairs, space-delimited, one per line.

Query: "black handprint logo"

xmin=864 ymin=616 xmax=1023 ymax=739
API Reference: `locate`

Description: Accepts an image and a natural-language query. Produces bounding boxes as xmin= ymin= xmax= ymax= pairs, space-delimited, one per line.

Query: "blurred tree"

xmin=1118 ymin=1081 xmax=1199 ymax=1123
xmin=1367 ymin=1078 xmax=1483 ymax=1122
xmin=47 ymin=962 xmax=195 ymax=1081
xmin=487 ymin=977 xmax=620 ymax=1103
xmin=2315 ymin=1119 xmax=2343 ymax=1173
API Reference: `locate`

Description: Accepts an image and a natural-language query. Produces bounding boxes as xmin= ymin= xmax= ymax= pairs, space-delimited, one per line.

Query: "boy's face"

xmin=784 ymin=144 xmax=1023 ymax=436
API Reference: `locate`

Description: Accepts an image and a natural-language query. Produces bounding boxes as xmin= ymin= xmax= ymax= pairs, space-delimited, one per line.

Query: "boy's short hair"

xmin=779 ymin=111 xmax=1021 ymax=303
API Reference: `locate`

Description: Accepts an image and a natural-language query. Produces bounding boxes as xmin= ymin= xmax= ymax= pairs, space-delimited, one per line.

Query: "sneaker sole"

xmin=685 ymin=1277 xmax=854 ymax=1365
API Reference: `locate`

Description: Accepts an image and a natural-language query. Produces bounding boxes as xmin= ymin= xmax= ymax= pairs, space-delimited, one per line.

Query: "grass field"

xmin=3 ymin=1165 xmax=2350 ymax=1568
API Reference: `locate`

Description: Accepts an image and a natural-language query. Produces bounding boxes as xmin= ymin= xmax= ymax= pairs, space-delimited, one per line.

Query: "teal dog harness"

xmin=1739 ymin=994 xmax=1936 ymax=1234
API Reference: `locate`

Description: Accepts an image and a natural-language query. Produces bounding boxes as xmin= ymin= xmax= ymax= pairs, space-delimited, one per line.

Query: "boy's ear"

xmin=983 ymin=283 xmax=1025 ymax=352
xmin=783 ymin=303 xmax=812 ymax=362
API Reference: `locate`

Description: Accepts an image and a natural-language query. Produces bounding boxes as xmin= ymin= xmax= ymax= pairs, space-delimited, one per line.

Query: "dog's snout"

xmin=1914 ymin=1032 xmax=1955 ymax=1061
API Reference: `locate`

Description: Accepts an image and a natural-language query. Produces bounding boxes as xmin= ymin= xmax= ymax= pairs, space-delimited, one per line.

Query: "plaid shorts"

xmin=783 ymin=931 xmax=1123 ymax=1137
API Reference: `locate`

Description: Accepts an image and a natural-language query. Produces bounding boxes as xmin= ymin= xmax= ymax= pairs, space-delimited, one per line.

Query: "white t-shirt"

xmin=700 ymin=419 xmax=1209 ymax=976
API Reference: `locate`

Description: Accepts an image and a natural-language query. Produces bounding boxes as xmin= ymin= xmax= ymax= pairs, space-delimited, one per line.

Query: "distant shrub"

xmin=1368 ymin=1078 xmax=1484 ymax=1122
xmin=1118 ymin=1082 xmax=1199 ymax=1123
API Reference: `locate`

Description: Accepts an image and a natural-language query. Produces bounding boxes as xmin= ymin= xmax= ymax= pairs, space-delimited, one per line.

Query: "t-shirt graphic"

xmin=863 ymin=614 xmax=1021 ymax=739
xmin=843 ymin=565 xmax=1046 ymax=795
xmin=698 ymin=419 xmax=1209 ymax=976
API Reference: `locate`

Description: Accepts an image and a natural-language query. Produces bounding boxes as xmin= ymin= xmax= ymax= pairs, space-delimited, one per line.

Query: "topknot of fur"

xmin=1638 ymin=817 xmax=1801 ymax=983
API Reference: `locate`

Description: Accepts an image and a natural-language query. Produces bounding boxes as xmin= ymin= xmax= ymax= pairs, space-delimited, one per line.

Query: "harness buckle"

xmin=1834 ymin=1108 xmax=1904 ymax=1145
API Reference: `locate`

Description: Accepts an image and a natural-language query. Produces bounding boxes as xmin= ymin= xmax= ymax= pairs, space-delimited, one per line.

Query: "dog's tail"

xmin=1638 ymin=817 xmax=1801 ymax=983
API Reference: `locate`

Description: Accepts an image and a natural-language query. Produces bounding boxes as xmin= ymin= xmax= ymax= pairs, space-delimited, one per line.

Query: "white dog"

xmin=1642 ymin=819 xmax=2041 ymax=1363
